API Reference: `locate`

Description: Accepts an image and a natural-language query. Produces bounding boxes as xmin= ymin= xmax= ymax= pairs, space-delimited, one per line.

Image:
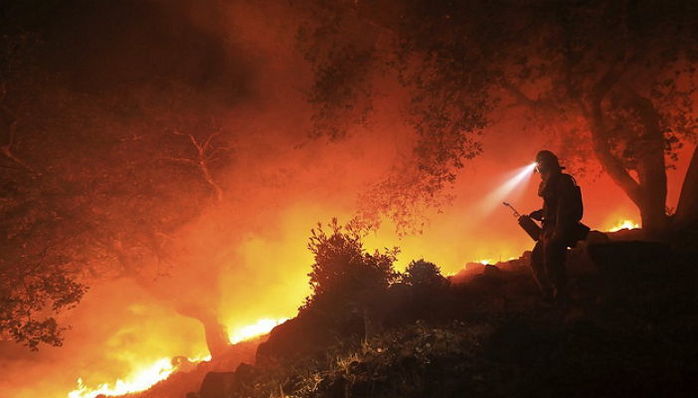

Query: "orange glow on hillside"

xmin=474 ymin=256 xmax=518 ymax=266
xmin=228 ymin=318 xmax=288 ymax=344
xmin=67 ymin=355 xmax=210 ymax=398
xmin=68 ymin=318 xmax=287 ymax=398
xmin=66 ymin=317 xmax=287 ymax=398
xmin=606 ymin=219 xmax=640 ymax=232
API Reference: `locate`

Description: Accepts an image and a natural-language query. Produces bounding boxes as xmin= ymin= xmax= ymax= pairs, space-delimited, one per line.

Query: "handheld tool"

xmin=503 ymin=202 xmax=542 ymax=241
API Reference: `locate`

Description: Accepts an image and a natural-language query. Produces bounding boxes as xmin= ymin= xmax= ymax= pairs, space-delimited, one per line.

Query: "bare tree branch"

xmin=500 ymin=78 xmax=545 ymax=109
xmin=170 ymin=129 xmax=225 ymax=203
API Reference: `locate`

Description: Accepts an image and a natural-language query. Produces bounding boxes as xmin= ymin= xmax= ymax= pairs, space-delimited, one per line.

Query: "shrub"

xmin=302 ymin=218 xmax=399 ymax=336
xmin=402 ymin=259 xmax=448 ymax=289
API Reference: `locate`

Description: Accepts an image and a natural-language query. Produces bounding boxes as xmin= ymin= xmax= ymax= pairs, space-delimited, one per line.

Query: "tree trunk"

xmin=175 ymin=304 xmax=230 ymax=359
xmin=674 ymin=146 xmax=698 ymax=229
xmin=111 ymin=244 xmax=230 ymax=358
xmin=583 ymin=89 xmax=669 ymax=238
xmin=201 ymin=318 xmax=230 ymax=359
xmin=636 ymin=189 xmax=668 ymax=237
xmin=627 ymin=90 xmax=669 ymax=236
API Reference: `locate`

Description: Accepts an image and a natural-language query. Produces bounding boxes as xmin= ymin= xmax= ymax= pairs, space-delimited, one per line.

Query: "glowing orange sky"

xmin=0 ymin=2 xmax=695 ymax=398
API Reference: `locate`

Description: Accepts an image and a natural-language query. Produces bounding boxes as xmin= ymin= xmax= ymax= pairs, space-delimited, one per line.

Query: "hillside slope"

xmin=134 ymin=230 xmax=698 ymax=398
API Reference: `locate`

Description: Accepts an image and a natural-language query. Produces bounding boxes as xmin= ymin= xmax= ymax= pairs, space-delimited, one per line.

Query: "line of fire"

xmin=1 ymin=1 xmax=697 ymax=398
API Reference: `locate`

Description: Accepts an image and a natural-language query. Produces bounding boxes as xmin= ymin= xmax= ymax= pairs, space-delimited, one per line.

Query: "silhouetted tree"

xmin=0 ymin=5 xmax=236 ymax=351
xmin=296 ymin=0 xmax=698 ymax=235
xmin=0 ymin=31 xmax=90 ymax=349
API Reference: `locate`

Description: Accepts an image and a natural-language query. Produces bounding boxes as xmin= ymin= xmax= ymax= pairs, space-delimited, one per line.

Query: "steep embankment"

xmin=134 ymin=229 xmax=698 ymax=397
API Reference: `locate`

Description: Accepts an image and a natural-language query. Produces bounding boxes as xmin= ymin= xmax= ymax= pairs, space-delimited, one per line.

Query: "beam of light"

xmin=478 ymin=162 xmax=537 ymax=216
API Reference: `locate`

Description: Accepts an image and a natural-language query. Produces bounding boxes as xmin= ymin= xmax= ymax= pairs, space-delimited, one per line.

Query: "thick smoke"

xmin=0 ymin=1 xmax=693 ymax=397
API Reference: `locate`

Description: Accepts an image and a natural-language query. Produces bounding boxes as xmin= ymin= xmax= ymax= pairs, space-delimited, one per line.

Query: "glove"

xmin=529 ymin=209 xmax=544 ymax=221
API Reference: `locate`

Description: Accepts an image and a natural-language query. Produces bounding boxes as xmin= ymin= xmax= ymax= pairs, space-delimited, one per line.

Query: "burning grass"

xmin=68 ymin=358 xmax=179 ymax=398
xmin=66 ymin=317 xmax=285 ymax=398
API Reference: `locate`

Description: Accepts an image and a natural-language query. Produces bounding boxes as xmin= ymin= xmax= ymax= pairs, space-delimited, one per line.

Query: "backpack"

xmin=564 ymin=174 xmax=589 ymax=244
xmin=567 ymin=174 xmax=584 ymax=222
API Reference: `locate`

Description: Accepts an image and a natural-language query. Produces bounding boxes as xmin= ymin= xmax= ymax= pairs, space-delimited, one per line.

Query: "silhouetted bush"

xmin=301 ymin=218 xmax=399 ymax=338
xmin=402 ymin=259 xmax=448 ymax=289
xmin=396 ymin=259 xmax=451 ymax=322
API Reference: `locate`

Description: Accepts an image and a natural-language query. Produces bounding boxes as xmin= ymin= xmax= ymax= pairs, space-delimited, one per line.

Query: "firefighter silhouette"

xmin=529 ymin=150 xmax=588 ymax=303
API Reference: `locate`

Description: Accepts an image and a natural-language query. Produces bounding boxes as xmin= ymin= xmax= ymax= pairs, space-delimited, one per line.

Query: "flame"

xmin=68 ymin=357 xmax=179 ymax=398
xmin=475 ymin=256 xmax=517 ymax=265
xmin=66 ymin=317 xmax=287 ymax=398
xmin=607 ymin=219 xmax=640 ymax=232
xmin=228 ymin=318 xmax=287 ymax=344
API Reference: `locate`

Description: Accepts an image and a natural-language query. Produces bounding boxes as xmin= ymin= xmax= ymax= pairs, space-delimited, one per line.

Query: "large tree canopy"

xmin=296 ymin=0 xmax=698 ymax=235
xmin=0 ymin=1 xmax=240 ymax=350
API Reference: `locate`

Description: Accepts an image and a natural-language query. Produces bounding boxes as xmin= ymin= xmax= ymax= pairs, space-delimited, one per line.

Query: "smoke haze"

xmin=0 ymin=1 xmax=693 ymax=397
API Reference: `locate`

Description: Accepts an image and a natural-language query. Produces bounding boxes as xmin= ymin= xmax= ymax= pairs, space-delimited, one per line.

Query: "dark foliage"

xmin=301 ymin=219 xmax=399 ymax=332
xmin=402 ymin=259 xmax=448 ymax=289
xmin=295 ymin=0 xmax=698 ymax=234
xmin=0 ymin=2 xmax=240 ymax=349
xmin=184 ymin=228 xmax=698 ymax=398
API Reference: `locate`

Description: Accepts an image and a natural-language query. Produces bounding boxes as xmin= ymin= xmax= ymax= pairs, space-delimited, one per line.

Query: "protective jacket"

xmin=537 ymin=171 xmax=582 ymax=242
